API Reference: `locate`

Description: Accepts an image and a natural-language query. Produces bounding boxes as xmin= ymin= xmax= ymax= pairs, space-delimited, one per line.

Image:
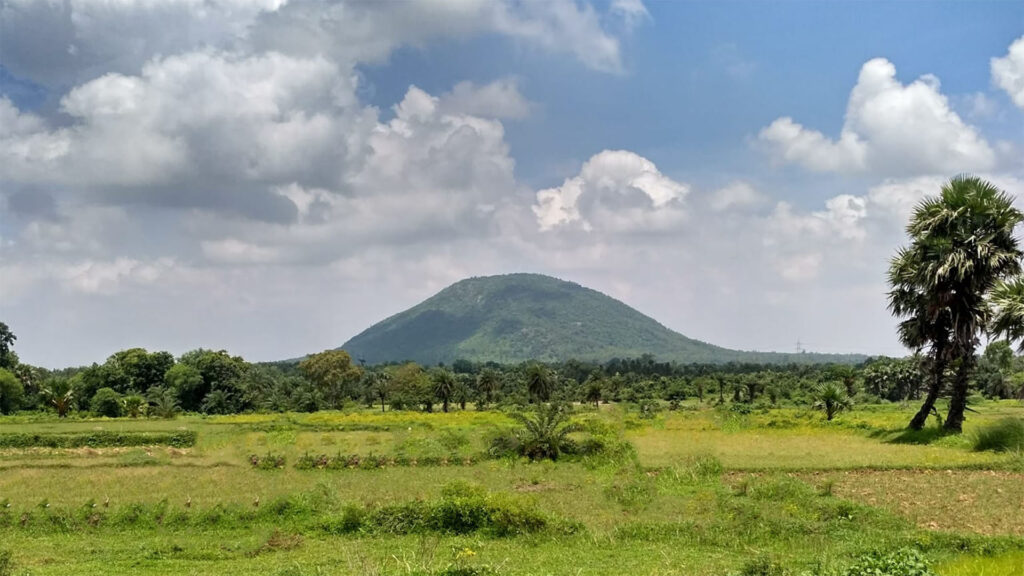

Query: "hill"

xmin=340 ymin=273 xmax=866 ymax=365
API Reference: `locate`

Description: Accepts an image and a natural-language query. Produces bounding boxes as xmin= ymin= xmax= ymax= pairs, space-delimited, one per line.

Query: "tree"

xmin=365 ymin=371 xmax=392 ymax=412
xmin=432 ymin=368 xmax=456 ymax=413
xmin=0 ymin=322 xmax=16 ymax=370
xmin=476 ymin=368 xmax=501 ymax=406
xmin=813 ymin=381 xmax=852 ymax=421
xmin=43 ymin=377 xmax=75 ymax=418
xmin=298 ymin=349 xmax=362 ymax=409
xmin=888 ymin=176 xmax=1023 ymax=432
xmin=0 ymin=368 xmax=24 ymax=414
xmin=106 ymin=348 xmax=174 ymax=394
xmin=583 ymin=377 xmax=603 ymax=408
xmin=524 ymin=363 xmax=553 ymax=403
xmin=91 ymin=387 xmax=123 ymax=417
xmin=164 ymin=363 xmax=204 ymax=412
xmin=147 ymin=386 xmax=180 ymax=419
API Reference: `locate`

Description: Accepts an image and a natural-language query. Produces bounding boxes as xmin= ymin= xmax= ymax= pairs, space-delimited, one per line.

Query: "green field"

xmin=1 ymin=402 xmax=1022 ymax=575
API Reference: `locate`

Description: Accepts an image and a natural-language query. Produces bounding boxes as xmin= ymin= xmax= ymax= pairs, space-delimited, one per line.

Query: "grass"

xmin=973 ymin=418 xmax=1024 ymax=453
xmin=0 ymin=401 xmax=1022 ymax=575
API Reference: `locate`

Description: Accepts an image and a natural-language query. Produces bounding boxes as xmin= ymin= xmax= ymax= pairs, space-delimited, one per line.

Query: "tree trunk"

xmin=909 ymin=350 xmax=945 ymax=430
xmin=944 ymin=351 xmax=975 ymax=432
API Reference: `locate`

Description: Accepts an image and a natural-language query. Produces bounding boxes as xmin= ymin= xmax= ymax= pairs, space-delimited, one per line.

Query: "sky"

xmin=1 ymin=1 xmax=1023 ymax=368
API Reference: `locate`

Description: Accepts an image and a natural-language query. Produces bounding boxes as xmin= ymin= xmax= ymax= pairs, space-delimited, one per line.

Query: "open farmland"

xmin=1 ymin=401 xmax=1022 ymax=576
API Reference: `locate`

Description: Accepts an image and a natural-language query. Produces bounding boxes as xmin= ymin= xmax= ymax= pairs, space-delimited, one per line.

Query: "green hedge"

xmin=0 ymin=430 xmax=197 ymax=449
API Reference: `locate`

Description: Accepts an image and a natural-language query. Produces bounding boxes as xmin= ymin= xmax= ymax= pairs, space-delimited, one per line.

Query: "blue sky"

xmin=1 ymin=0 xmax=1023 ymax=366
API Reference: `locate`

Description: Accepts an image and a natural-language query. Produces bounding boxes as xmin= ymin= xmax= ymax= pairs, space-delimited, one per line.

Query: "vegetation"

xmin=341 ymin=273 xmax=866 ymax=365
xmin=973 ymin=418 xmax=1024 ymax=453
xmin=889 ymin=176 xmax=1024 ymax=432
xmin=813 ymin=381 xmax=853 ymax=421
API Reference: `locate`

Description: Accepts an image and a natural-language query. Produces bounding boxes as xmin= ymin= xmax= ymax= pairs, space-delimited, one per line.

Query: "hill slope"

xmin=341 ymin=274 xmax=865 ymax=365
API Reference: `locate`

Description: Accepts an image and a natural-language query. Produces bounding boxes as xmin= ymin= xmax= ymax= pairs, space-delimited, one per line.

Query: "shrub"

xmin=249 ymin=453 xmax=286 ymax=470
xmin=122 ymin=395 xmax=146 ymax=418
xmin=737 ymin=556 xmax=789 ymax=576
xmin=0 ymin=368 xmax=24 ymax=415
xmin=0 ymin=549 xmax=13 ymax=576
xmin=973 ymin=418 xmax=1024 ymax=452
xmin=91 ymin=387 xmax=123 ymax=417
xmin=0 ymin=430 xmax=196 ymax=449
xmin=488 ymin=404 xmax=586 ymax=461
xmin=841 ymin=548 xmax=935 ymax=576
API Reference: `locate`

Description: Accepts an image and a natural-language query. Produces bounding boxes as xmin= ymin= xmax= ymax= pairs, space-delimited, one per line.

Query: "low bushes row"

xmin=0 ymin=430 xmax=196 ymax=449
xmin=295 ymin=452 xmax=478 ymax=470
xmin=0 ymin=482 xmax=567 ymax=538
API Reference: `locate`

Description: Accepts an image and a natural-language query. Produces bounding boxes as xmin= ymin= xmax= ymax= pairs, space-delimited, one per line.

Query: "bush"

xmin=841 ymin=548 xmax=935 ymax=576
xmin=973 ymin=418 xmax=1024 ymax=452
xmin=0 ymin=368 xmax=24 ymax=415
xmin=0 ymin=430 xmax=197 ymax=449
xmin=0 ymin=549 xmax=13 ymax=576
xmin=91 ymin=387 xmax=123 ymax=417
xmin=249 ymin=453 xmax=286 ymax=470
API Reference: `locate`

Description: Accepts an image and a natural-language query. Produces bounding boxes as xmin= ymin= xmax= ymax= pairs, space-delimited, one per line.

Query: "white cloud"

xmin=708 ymin=181 xmax=764 ymax=211
xmin=992 ymin=36 xmax=1024 ymax=109
xmin=438 ymin=79 xmax=531 ymax=119
xmin=759 ymin=58 xmax=995 ymax=176
xmin=61 ymin=257 xmax=177 ymax=295
xmin=533 ymin=150 xmax=690 ymax=232
xmin=1 ymin=0 xmax=644 ymax=89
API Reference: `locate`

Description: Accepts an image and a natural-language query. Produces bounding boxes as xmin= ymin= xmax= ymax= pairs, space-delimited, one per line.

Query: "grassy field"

xmin=1 ymin=401 xmax=1022 ymax=575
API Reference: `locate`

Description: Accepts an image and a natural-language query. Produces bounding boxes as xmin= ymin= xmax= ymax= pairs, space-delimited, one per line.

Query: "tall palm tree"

xmin=432 ymin=369 xmax=456 ymax=413
xmin=476 ymin=368 xmax=501 ymax=406
xmin=888 ymin=176 xmax=1023 ymax=432
xmin=888 ymin=248 xmax=952 ymax=429
xmin=525 ymin=363 xmax=553 ymax=404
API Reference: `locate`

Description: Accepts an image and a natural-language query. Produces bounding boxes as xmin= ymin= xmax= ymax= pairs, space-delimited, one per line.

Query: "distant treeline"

xmin=1 ymin=325 xmax=1022 ymax=418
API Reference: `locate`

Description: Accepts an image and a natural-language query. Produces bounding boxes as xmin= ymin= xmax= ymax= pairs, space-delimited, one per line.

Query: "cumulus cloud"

xmin=1 ymin=0 xmax=642 ymax=89
xmin=438 ymin=79 xmax=531 ymax=119
xmin=708 ymin=182 xmax=764 ymax=211
xmin=992 ymin=36 xmax=1024 ymax=109
xmin=533 ymin=150 xmax=690 ymax=232
xmin=251 ymin=0 xmax=636 ymax=73
xmin=758 ymin=58 xmax=995 ymax=176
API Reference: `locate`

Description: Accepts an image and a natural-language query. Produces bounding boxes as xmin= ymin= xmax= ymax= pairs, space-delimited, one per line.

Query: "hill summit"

xmin=341 ymin=273 xmax=863 ymax=365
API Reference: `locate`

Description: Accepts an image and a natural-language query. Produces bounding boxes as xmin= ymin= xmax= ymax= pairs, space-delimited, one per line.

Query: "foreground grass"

xmin=0 ymin=401 xmax=1022 ymax=575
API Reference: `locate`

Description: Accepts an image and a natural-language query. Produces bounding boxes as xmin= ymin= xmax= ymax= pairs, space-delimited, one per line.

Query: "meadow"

xmin=0 ymin=401 xmax=1022 ymax=576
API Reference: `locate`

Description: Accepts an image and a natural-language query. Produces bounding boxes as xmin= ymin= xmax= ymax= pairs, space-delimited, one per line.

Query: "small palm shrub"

xmin=122 ymin=395 xmax=145 ymax=418
xmin=813 ymin=381 xmax=853 ymax=421
xmin=147 ymin=387 xmax=180 ymax=419
xmin=973 ymin=418 xmax=1024 ymax=452
xmin=489 ymin=404 xmax=580 ymax=461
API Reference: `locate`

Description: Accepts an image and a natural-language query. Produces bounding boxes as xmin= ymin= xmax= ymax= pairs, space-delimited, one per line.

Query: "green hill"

xmin=340 ymin=273 xmax=866 ymax=365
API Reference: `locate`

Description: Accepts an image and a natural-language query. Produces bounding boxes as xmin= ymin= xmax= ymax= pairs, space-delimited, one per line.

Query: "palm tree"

xmin=525 ymin=363 xmax=553 ymax=404
xmin=476 ymin=369 xmax=501 ymax=406
xmin=813 ymin=381 xmax=852 ymax=421
xmin=43 ymin=378 xmax=75 ymax=418
xmin=147 ymin=386 xmax=180 ymax=419
xmin=504 ymin=404 xmax=582 ymax=461
xmin=583 ymin=378 xmax=602 ymax=408
xmin=990 ymin=278 xmax=1024 ymax=348
xmin=432 ymin=369 xmax=456 ymax=413
xmin=888 ymin=176 xmax=1023 ymax=432
xmin=888 ymin=250 xmax=953 ymax=429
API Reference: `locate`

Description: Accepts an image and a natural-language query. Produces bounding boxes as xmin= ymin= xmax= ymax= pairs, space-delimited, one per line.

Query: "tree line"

xmin=1 ymin=321 xmax=1021 ymax=419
